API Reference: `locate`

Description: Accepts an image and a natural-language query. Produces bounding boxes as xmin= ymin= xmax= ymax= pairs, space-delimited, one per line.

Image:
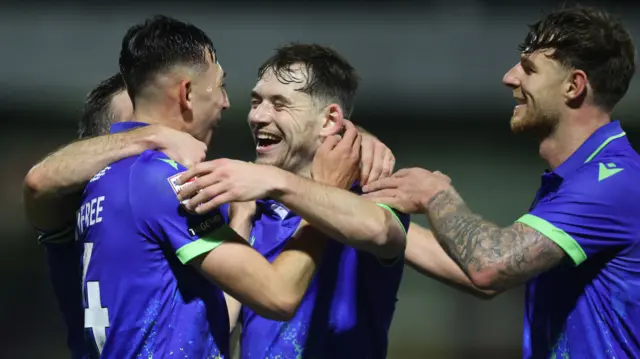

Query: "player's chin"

xmin=509 ymin=114 xmax=532 ymax=134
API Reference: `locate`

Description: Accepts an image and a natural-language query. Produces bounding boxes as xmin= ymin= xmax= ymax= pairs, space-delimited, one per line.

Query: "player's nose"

xmin=248 ymin=103 xmax=272 ymax=126
xmin=502 ymin=63 xmax=521 ymax=89
xmin=222 ymin=89 xmax=230 ymax=110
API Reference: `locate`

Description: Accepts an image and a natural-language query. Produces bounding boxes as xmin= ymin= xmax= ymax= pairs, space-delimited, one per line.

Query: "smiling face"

xmin=502 ymin=49 xmax=569 ymax=136
xmin=248 ymin=64 xmax=329 ymax=174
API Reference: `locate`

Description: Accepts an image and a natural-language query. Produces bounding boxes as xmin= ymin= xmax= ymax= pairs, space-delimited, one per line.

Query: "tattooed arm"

xmin=425 ymin=188 xmax=566 ymax=291
xmin=363 ymin=167 xmax=567 ymax=293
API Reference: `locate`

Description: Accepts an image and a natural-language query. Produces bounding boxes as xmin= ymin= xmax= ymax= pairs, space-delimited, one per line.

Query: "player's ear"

xmin=319 ymin=103 xmax=344 ymax=137
xmin=179 ymin=79 xmax=193 ymax=114
xmin=565 ymin=69 xmax=588 ymax=105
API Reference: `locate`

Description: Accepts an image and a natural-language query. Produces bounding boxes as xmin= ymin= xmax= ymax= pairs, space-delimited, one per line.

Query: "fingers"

xmin=176 ymin=167 xmax=200 ymax=187
xmin=391 ymin=168 xmax=413 ymax=178
xmin=177 ymin=160 xmax=232 ymax=200
xmin=183 ymin=181 xmax=226 ymax=212
xmin=177 ymin=158 xmax=231 ymax=187
xmin=367 ymin=142 xmax=388 ymax=185
xmin=381 ymin=150 xmax=395 ymax=179
xmin=177 ymin=160 xmax=214 ymax=186
xmin=361 ymin=188 xmax=398 ymax=200
xmin=193 ymin=192 xmax=234 ymax=214
xmin=361 ymin=176 xmax=398 ymax=193
xmin=359 ymin=137 xmax=374 ymax=185
xmin=337 ymin=120 xmax=359 ymax=150
xmin=352 ymin=130 xmax=362 ymax=158
xmin=318 ymin=135 xmax=341 ymax=154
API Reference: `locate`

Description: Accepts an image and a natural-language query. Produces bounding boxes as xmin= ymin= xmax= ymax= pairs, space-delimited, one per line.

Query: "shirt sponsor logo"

xmin=188 ymin=214 xmax=224 ymax=237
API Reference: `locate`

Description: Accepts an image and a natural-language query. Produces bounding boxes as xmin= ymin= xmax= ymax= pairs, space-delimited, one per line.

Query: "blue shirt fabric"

xmin=518 ymin=121 xmax=640 ymax=358
xmin=240 ymin=194 xmax=410 ymax=359
xmin=38 ymin=227 xmax=87 ymax=359
xmin=77 ymin=122 xmax=233 ymax=358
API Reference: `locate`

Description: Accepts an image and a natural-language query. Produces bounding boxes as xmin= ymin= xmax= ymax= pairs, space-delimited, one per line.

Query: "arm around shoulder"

xmin=23 ymin=126 xmax=160 ymax=231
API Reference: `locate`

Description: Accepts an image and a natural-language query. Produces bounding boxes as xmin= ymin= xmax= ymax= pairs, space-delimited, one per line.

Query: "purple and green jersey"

xmin=519 ymin=121 xmax=640 ymax=358
xmin=240 ymin=194 xmax=410 ymax=359
xmin=77 ymin=122 xmax=234 ymax=358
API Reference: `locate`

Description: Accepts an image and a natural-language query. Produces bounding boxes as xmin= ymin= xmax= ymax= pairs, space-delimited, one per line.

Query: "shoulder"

xmin=131 ymin=150 xmax=188 ymax=180
xmin=129 ymin=150 xmax=190 ymax=214
xmin=566 ymin=155 xmax=640 ymax=212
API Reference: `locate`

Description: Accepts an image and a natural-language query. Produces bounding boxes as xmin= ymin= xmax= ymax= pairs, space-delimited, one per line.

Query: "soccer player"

xmin=23 ymin=74 xmax=211 ymax=358
xmin=178 ymin=44 xmax=410 ymax=359
xmin=364 ymin=6 xmax=640 ymax=357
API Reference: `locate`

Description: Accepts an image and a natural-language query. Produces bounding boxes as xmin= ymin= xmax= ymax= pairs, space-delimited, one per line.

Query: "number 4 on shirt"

xmin=82 ymin=242 xmax=110 ymax=355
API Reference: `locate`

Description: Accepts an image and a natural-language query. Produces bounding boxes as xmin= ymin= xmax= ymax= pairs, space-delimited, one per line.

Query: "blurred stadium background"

xmin=2 ymin=1 xmax=638 ymax=358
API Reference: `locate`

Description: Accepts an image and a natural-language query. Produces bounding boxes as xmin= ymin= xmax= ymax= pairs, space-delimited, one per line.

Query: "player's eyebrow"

xmin=270 ymin=94 xmax=291 ymax=105
xmin=520 ymin=55 xmax=537 ymax=72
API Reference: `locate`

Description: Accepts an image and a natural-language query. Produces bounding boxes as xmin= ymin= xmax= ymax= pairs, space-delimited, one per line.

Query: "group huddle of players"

xmin=23 ymin=4 xmax=640 ymax=359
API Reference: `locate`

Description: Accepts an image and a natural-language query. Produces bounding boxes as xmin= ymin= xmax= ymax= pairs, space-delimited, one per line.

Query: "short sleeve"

xmin=130 ymin=151 xmax=234 ymax=264
xmin=376 ymin=203 xmax=411 ymax=235
xmin=516 ymin=163 xmax=639 ymax=266
xmin=374 ymin=203 xmax=410 ymax=266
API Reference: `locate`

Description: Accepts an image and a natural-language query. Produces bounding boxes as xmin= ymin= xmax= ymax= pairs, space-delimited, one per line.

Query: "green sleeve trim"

xmin=176 ymin=225 xmax=236 ymax=264
xmin=375 ymin=203 xmax=407 ymax=267
xmin=376 ymin=203 xmax=407 ymax=236
xmin=516 ymin=214 xmax=587 ymax=266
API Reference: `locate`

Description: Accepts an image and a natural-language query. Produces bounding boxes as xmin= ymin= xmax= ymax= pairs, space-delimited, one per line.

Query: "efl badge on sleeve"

xmin=167 ymin=172 xmax=198 ymax=212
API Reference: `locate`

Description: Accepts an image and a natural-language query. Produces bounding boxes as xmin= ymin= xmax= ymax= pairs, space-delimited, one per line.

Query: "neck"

xmin=539 ymin=107 xmax=611 ymax=169
xmin=132 ymin=99 xmax=185 ymax=132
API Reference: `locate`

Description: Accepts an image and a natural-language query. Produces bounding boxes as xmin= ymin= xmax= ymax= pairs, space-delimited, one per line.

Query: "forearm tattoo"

xmin=426 ymin=189 xmax=565 ymax=289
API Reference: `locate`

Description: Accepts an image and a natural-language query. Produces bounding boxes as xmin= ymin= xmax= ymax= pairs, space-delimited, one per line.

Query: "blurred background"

xmin=2 ymin=0 xmax=639 ymax=358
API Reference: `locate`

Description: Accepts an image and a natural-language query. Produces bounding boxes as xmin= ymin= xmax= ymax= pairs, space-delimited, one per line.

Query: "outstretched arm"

xmin=272 ymin=172 xmax=407 ymax=259
xmin=404 ymin=223 xmax=497 ymax=299
xmin=177 ymin=121 xmax=407 ymax=259
xmin=364 ymin=168 xmax=566 ymax=292
xmin=425 ymin=188 xmax=565 ymax=291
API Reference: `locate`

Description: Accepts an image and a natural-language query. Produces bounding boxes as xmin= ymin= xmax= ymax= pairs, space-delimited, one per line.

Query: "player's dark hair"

xmin=258 ymin=43 xmax=359 ymax=117
xmin=119 ymin=15 xmax=216 ymax=104
xmin=519 ymin=5 xmax=636 ymax=111
xmin=78 ymin=74 xmax=126 ymax=139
